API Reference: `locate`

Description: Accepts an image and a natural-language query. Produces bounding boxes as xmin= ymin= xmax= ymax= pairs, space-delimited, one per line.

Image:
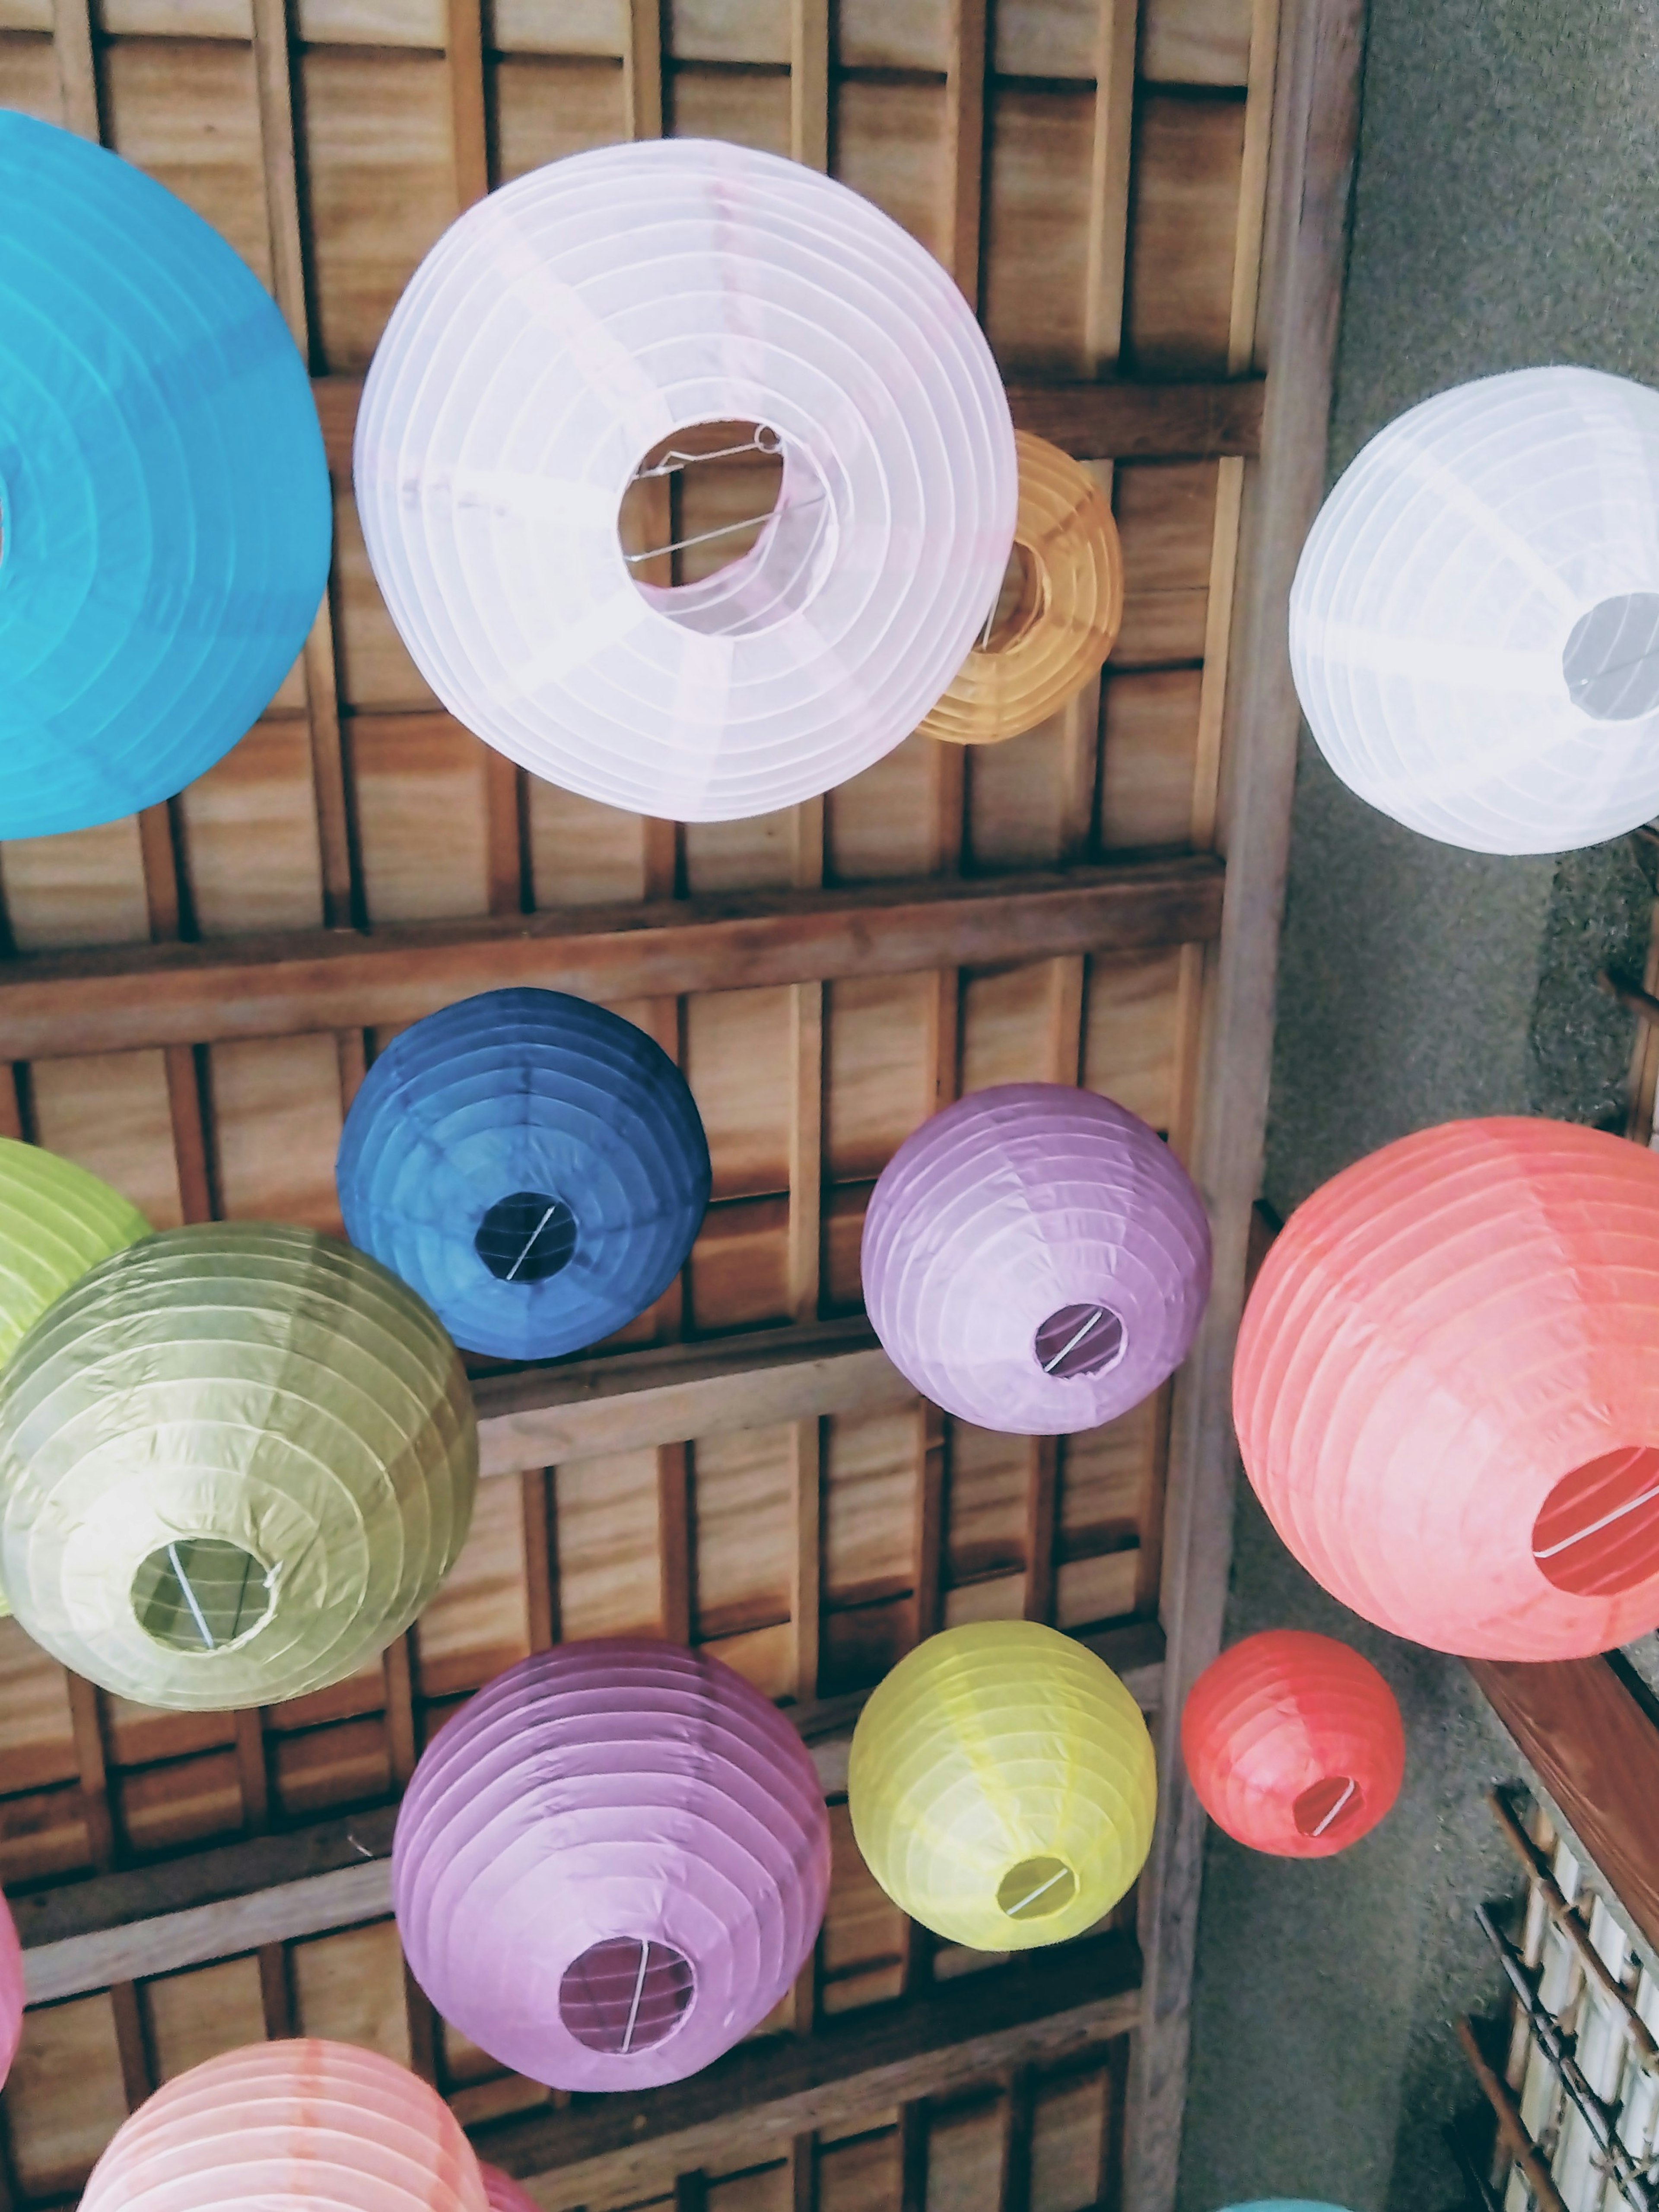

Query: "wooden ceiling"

xmin=0 ymin=0 xmax=1360 ymax=2206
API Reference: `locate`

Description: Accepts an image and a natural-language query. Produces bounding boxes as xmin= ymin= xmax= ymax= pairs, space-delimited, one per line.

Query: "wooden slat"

xmin=17 ymin=1623 xmax=1163 ymax=2002
xmin=1122 ymin=3 xmax=1366 ymax=2208
xmin=792 ymin=1417 xmax=822 ymax=1701
xmin=309 ymin=377 xmax=1265 ymax=474
xmin=658 ymin=1441 xmax=694 ymax=1645
xmin=789 ymin=0 xmax=829 ymax=170
xmin=474 ymin=1931 xmax=1141 ymax=2208
xmin=51 ymin=0 xmax=99 ymax=138
xmin=624 ymin=0 xmax=663 ymax=139
xmin=474 ymin=1319 xmax=906 ymax=1477
xmin=1470 ymin=1656 xmax=1659 ymax=1961
xmin=0 ymin=861 xmax=1226 ymax=1063
xmin=942 ymin=0 xmax=988 ymax=304
xmin=1084 ymin=0 xmax=1139 ymax=371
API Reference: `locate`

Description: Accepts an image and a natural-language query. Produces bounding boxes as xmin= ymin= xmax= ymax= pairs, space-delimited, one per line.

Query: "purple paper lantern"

xmin=861 ymin=1084 xmax=1211 ymax=1435
xmin=392 ymin=1640 xmax=831 ymax=2091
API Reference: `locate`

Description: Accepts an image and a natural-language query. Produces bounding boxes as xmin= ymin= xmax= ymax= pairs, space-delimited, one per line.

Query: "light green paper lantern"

xmin=0 ymin=1136 xmax=149 ymax=1368
xmin=0 ymin=1223 xmax=477 ymax=1710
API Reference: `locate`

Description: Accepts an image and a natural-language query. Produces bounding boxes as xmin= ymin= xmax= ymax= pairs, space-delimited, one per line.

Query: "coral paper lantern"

xmin=394 ymin=1640 xmax=831 ymax=2090
xmin=354 ymin=137 xmax=1016 ymax=822
xmin=478 ymin=2169 xmax=540 ymax=2212
xmin=1234 ymin=1117 xmax=1659 ymax=1660
xmin=79 ymin=2041 xmax=488 ymax=2212
xmin=0 ymin=1888 xmax=21 ymax=2090
xmin=1289 ymin=366 xmax=1659 ymax=853
xmin=1182 ymin=1631 xmax=1404 ymax=1858
xmin=338 ymin=988 xmax=710 ymax=1360
xmin=0 ymin=1224 xmax=477 ymax=1709
xmin=848 ymin=1621 xmax=1156 ymax=1951
xmin=0 ymin=113 xmax=331 ymax=841
xmin=919 ymin=432 xmax=1123 ymax=746
xmin=0 ymin=1137 xmax=148 ymax=1368
xmin=861 ymin=1084 xmax=1210 ymax=1436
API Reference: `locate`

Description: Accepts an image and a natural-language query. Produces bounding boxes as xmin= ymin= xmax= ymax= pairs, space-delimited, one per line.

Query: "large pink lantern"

xmin=394 ymin=1640 xmax=831 ymax=2091
xmin=79 ymin=2041 xmax=487 ymax=2212
xmin=861 ymin=1085 xmax=1211 ymax=1435
xmin=0 ymin=1888 xmax=21 ymax=2088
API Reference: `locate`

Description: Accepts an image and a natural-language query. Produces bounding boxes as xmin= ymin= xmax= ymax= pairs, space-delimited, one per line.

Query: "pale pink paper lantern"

xmin=79 ymin=2040 xmax=488 ymax=2212
xmin=479 ymin=2168 xmax=540 ymax=2212
xmin=0 ymin=1887 xmax=22 ymax=2088
xmin=394 ymin=1640 xmax=831 ymax=2091
xmin=354 ymin=137 xmax=1017 ymax=823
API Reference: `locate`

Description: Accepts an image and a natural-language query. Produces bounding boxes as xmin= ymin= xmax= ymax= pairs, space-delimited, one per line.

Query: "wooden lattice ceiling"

xmin=0 ymin=0 xmax=1360 ymax=2206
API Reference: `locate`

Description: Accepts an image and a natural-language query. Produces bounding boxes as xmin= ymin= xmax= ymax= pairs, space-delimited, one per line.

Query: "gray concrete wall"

xmin=1174 ymin=2 xmax=1659 ymax=2206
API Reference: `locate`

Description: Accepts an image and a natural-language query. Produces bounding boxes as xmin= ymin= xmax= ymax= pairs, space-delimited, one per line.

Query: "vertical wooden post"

xmin=1083 ymin=0 xmax=1140 ymax=371
xmin=942 ymin=0 xmax=989 ymax=308
xmin=52 ymin=0 xmax=100 ymax=140
xmin=658 ymin=1440 xmax=694 ymax=1646
xmin=790 ymin=0 xmax=830 ymax=171
xmin=625 ymin=0 xmax=664 ymax=139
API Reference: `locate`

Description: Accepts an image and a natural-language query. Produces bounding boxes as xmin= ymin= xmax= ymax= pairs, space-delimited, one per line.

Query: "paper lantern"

xmin=0 ymin=1888 xmax=22 ymax=2090
xmin=1182 ymin=1631 xmax=1405 ymax=1858
xmin=79 ymin=2040 xmax=488 ymax=2212
xmin=1289 ymin=365 xmax=1659 ymax=853
xmin=394 ymin=1639 xmax=830 ymax=2091
xmin=0 ymin=1137 xmax=149 ymax=1368
xmin=847 ymin=1621 xmax=1155 ymax=1951
xmin=338 ymin=987 xmax=709 ymax=1360
xmin=861 ymin=1084 xmax=1210 ymax=1436
xmin=920 ymin=433 xmax=1122 ymax=746
xmin=0 ymin=1223 xmax=477 ymax=1709
xmin=1234 ymin=1117 xmax=1659 ymax=1660
xmin=0 ymin=113 xmax=330 ymax=841
xmin=355 ymin=137 xmax=1016 ymax=823
xmin=479 ymin=2168 xmax=540 ymax=2212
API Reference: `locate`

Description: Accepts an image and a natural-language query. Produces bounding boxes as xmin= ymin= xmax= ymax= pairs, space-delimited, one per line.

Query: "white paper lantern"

xmin=354 ymin=138 xmax=1017 ymax=824
xmin=1290 ymin=366 xmax=1659 ymax=853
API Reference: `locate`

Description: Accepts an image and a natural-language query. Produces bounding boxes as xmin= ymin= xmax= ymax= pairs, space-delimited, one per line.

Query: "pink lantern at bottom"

xmin=0 ymin=1887 xmax=21 ymax=2088
xmin=394 ymin=1640 xmax=832 ymax=2091
xmin=79 ymin=2041 xmax=488 ymax=2212
xmin=1182 ymin=1631 xmax=1405 ymax=1858
xmin=480 ymin=2169 xmax=541 ymax=2212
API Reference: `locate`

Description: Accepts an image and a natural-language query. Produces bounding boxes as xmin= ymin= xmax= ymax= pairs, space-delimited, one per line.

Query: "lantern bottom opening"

xmin=1531 ymin=1443 xmax=1659 ymax=1597
xmin=559 ymin=1937 xmax=696 ymax=2056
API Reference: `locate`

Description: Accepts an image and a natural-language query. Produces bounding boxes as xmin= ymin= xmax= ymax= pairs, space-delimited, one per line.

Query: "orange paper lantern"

xmin=1234 ymin=1118 xmax=1659 ymax=1659
xmin=1182 ymin=1631 xmax=1404 ymax=1857
xmin=0 ymin=1887 xmax=21 ymax=2088
xmin=79 ymin=2040 xmax=488 ymax=2212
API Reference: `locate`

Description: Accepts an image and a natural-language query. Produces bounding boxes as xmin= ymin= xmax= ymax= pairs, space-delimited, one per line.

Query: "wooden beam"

xmin=309 ymin=375 xmax=1265 ymax=475
xmin=474 ymin=1320 xmax=906 ymax=1477
xmin=1122 ymin=3 xmax=1366 ymax=2208
xmin=473 ymin=1930 xmax=1141 ymax=2209
xmin=16 ymin=1622 xmax=1163 ymax=2003
xmin=0 ymin=860 xmax=1225 ymax=1064
xmin=1470 ymin=1656 xmax=1659 ymax=1961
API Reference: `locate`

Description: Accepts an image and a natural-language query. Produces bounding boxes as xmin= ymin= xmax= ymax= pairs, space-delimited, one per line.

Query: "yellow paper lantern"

xmin=0 ymin=1223 xmax=477 ymax=1710
xmin=848 ymin=1621 xmax=1156 ymax=1951
xmin=0 ymin=1136 xmax=148 ymax=1367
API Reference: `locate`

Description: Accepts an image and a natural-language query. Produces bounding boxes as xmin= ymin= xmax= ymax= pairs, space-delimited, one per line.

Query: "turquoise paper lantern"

xmin=0 ymin=114 xmax=331 ymax=839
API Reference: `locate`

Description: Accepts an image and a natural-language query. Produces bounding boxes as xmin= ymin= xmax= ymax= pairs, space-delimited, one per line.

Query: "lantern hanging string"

xmin=505 ymin=1205 xmax=559 ymax=1283
xmin=621 ymin=1939 xmax=650 ymax=2056
xmin=1043 ymin=1307 xmax=1107 ymax=1373
xmin=630 ymin=426 xmax=784 ymax=479
xmin=1004 ymin=1865 xmax=1071 ymax=1917
xmin=166 ymin=1542 xmax=216 ymax=1650
xmin=1308 ymin=1777 xmax=1357 ymax=1838
xmin=623 ymin=492 xmax=825 ymax=567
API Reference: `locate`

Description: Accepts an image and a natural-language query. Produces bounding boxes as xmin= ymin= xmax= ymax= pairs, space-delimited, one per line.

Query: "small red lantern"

xmin=1182 ymin=1631 xmax=1404 ymax=1858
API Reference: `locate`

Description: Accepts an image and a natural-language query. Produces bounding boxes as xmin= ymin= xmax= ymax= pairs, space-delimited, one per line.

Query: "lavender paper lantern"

xmin=861 ymin=1085 xmax=1211 ymax=1435
xmin=393 ymin=1640 xmax=831 ymax=2091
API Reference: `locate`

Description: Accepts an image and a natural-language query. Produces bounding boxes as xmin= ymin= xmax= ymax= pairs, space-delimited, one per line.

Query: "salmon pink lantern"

xmin=78 ymin=2041 xmax=488 ymax=2212
xmin=1182 ymin=1631 xmax=1404 ymax=1858
xmin=0 ymin=1888 xmax=21 ymax=2088
xmin=479 ymin=2168 xmax=540 ymax=2212
xmin=861 ymin=1084 xmax=1210 ymax=1436
xmin=394 ymin=1640 xmax=831 ymax=2091
xmin=1235 ymin=1117 xmax=1659 ymax=1660
xmin=355 ymin=138 xmax=1015 ymax=824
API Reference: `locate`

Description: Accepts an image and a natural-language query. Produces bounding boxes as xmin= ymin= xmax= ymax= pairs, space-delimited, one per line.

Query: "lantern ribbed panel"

xmin=0 ymin=1138 xmax=148 ymax=1368
xmin=353 ymin=138 xmax=1017 ymax=823
xmin=919 ymin=434 xmax=1123 ymax=747
xmin=861 ymin=1085 xmax=1211 ymax=1435
xmin=1181 ymin=1631 xmax=1404 ymax=1858
xmin=0 ymin=114 xmax=331 ymax=841
xmin=0 ymin=1224 xmax=477 ymax=1709
xmin=847 ymin=1622 xmax=1156 ymax=1951
xmin=0 ymin=1890 xmax=21 ymax=2090
xmin=394 ymin=1640 xmax=831 ymax=2091
xmin=337 ymin=988 xmax=710 ymax=1360
xmin=79 ymin=2040 xmax=488 ymax=2212
xmin=1289 ymin=366 xmax=1659 ymax=854
xmin=1234 ymin=1117 xmax=1659 ymax=1660
xmin=478 ymin=2168 xmax=540 ymax=2212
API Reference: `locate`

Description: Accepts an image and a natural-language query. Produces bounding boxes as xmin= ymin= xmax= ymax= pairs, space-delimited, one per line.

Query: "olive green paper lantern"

xmin=0 ymin=1224 xmax=477 ymax=1710
xmin=0 ymin=1136 xmax=148 ymax=1368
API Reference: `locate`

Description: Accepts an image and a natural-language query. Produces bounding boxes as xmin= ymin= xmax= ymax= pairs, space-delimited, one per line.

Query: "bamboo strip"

xmin=942 ymin=0 xmax=988 ymax=306
xmin=1083 ymin=0 xmax=1140 ymax=371
xmin=790 ymin=0 xmax=830 ymax=171
xmin=1456 ymin=2018 xmax=1569 ymax=2212
xmin=1191 ymin=459 xmax=1248 ymax=854
xmin=625 ymin=0 xmax=664 ymax=139
xmin=1228 ymin=0 xmax=1284 ymax=374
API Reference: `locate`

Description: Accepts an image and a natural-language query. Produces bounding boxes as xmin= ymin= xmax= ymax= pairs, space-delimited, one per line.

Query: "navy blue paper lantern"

xmin=337 ymin=990 xmax=711 ymax=1360
xmin=0 ymin=114 xmax=331 ymax=840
